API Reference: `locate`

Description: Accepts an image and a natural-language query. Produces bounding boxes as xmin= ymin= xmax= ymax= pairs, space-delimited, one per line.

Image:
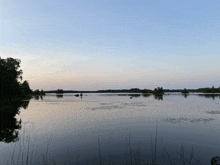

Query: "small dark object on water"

xmin=75 ymin=94 xmax=79 ymax=97
xmin=80 ymin=93 xmax=83 ymax=96
xmin=130 ymin=97 xmax=132 ymax=99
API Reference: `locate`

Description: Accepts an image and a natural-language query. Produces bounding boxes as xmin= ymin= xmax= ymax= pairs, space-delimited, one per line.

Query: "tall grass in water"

xmin=7 ymin=123 xmax=204 ymax=165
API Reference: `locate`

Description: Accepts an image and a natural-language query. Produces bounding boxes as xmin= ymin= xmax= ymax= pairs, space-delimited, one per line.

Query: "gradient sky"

xmin=1 ymin=0 xmax=220 ymax=91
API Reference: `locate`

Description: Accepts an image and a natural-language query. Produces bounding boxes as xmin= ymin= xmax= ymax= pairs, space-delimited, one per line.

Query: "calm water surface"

xmin=1 ymin=93 xmax=220 ymax=165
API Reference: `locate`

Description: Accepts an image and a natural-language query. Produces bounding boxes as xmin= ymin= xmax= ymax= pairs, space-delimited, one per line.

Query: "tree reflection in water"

xmin=56 ymin=94 xmax=63 ymax=99
xmin=154 ymin=95 xmax=163 ymax=100
xmin=0 ymin=97 xmax=30 ymax=143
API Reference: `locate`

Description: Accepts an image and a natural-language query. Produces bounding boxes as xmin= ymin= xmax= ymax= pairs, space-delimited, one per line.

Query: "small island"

xmin=181 ymin=88 xmax=189 ymax=94
xmin=153 ymin=87 xmax=164 ymax=96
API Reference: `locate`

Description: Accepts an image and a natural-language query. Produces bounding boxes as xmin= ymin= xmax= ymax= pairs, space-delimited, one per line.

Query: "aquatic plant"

xmin=7 ymin=124 xmax=206 ymax=165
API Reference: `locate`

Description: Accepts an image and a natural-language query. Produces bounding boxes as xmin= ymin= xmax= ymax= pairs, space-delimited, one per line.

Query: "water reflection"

xmin=154 ymin=95 xmax=163 ymax=100
xmin=142 ymin=93 xmax=151 ymax=98
xmin=128 ymin=94 xmax=141 ymax=97
xmin=0 ymin=98 xmax=30 ymax=143
xmin=196 ymin=94 xmax=220 ymax=100
xmin=34 ymin=95 xmax=39 ymax=100
xmin=98 ymin=93 xmax=220 ymax=101
xmin=56 ymin=94 xmax=63 ymax=99
xmin=2 ymin=94 xmax=220 ymax=165
xmin=182 ymin=93 xmax=188 ymax=98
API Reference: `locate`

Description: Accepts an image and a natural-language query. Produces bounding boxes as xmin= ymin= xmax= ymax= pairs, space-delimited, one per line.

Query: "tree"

xmin=0 ymin=57 xmax=23 ymax=97
xmin=40 ymin=89 xmax=45 ymax=95
xmin=33 ymin=89 xmax=40 ymax=95
xmin=142 ymin=89 xmax=152 ymax=93
xmin=129 ymin=88 xmax=141 ymax=93
xmin=181 ymin=88 xmax=189 ymax=94
xmin=153 ymin=87 xmax=164 ymax=95
xmin=56 ymin=89 xmax=64 ymax=94
xmin=20 ymin=80 xmax=32 ymax=96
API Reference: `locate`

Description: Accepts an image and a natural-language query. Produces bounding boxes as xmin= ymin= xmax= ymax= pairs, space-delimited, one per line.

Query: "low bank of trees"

xmin=56 ymin=89 xmax=64 ymax=94
xmin=196 ymin=86 xmax=220 ymax=93
xmin=181 ymin=88 xmax=189 ymax=94
xmin=153 ymin=87 xmax=164 ymax=95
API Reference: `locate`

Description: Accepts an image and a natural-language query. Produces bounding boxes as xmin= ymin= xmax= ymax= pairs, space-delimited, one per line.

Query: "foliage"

xmin=129 ymin=88 xmax=141 ymax=93
xmin=32 ymin=89 xmax=40 ymax=95
xmin=153 ymin=87 xmax=164 ymax=95
xmin=142 ymin=89 xmax=153 ymax=93
xmin=0 ymin=57 xmax=24 ymax=97
xmin=20 ymin=80 xmax=32 ymax=96
xmin=56 ymin=89 xmax=64 ymax=94
xmin=40 ymin=89 xmax=45 ymax=95
xmin=196 ymin=86 xmax=220 ymax=93
xmin=181 ymin=88 xmax=189 ymax=93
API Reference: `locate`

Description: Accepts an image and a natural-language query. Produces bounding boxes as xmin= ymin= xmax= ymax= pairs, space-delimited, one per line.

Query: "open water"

xmin=1 ymin=93 xmax=220 ymax=165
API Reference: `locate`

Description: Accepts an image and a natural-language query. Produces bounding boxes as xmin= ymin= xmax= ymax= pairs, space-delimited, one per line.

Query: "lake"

xmin=1 ymin=93 xmax=220 ymax=165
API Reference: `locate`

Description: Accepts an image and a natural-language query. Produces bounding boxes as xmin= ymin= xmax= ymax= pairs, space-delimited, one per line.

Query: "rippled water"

xmin=1 ymin=93 xmax=220 ymax=165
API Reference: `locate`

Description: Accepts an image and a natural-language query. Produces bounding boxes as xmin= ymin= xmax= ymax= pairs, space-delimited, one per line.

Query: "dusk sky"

xmin=1 ymin=0 xmax=220 ymax=91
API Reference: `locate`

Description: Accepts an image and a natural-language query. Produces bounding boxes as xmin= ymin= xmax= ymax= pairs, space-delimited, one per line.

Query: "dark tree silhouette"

xmin=129 ymin=88 xmax=141 ymax=93
xmin=181 ymin=88 xmax=189 ymax=94
xmin=56 ymin=89 xmax=64 ymax=94
xmin=0 ymin=57 xmax=33 ymax=98
xmin=20 ymin=80 xmax=32 ymax=96
xmin=0 ymin=57 xmax=23 ymax=97
xmin=153 ymin=87 xmax=164 ymax=95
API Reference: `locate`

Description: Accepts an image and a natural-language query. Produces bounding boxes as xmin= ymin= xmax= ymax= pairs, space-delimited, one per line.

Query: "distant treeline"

xmin=1 ymin=57 xmax=219 ymax=98
xmin=45 ymin=87 xmax=220 ymax=94
xmin=196 ymin=86 xmax=220 ymax=93
xmin=44 ymin=88 xmax=196 ymax=93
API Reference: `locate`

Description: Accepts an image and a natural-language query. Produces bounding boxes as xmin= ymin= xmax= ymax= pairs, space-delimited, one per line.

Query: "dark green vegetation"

xmin=32 ymin=89 xmax=45 ymax=96
xmin=196 ymin=86 xmax=220 ymax=93
xmin=0 ymin=57 xmax=46 ymax=99
xmin=0 ymin=57 xmax=32 ymax=98
xmin=56 ymin=89 xmax=64 ymax=94
xmin=45 ymin=87 xmax=220 ymax=94
xmin=153 ymin=87 xmax=164 ymax=95
xmin=181 ymin=88 xmax=189 ymax=94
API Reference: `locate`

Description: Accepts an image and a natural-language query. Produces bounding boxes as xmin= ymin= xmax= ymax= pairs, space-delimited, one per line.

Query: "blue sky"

xmin=1 ymin=0 xmax=220 ymax=90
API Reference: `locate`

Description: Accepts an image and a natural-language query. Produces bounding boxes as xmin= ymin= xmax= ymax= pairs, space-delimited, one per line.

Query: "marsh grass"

xmin=7 ymin=123 xmax=204 ymax=165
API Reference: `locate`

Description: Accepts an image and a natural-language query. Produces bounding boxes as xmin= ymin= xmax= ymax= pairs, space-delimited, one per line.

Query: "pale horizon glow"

xmin=1 ymin=0 xmax=220 ymax=91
